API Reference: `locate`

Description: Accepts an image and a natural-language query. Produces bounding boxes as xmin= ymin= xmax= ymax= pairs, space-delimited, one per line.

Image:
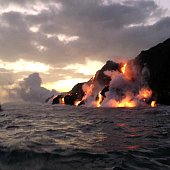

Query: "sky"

xmin=0 ymin=0 xmax=170 ymax=94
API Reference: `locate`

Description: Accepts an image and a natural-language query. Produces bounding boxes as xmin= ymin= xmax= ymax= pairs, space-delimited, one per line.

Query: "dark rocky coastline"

xmin=133 ymin=38 xmax=170 ymax=105
xmin=51 ymin=38 xmax=170 ymax=105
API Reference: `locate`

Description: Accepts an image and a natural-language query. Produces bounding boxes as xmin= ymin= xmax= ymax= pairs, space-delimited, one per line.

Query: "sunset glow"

xmin=0 ymin=1 xmax=169 ymax=169
xmin=0 ymin=59 xmax=51 ymax=73
xmin=0 ymin=0 xmax=169 ymax=104
xmin=43 ymin=78 xmax=89 ymax=92
xmin=63 ymin=58 xmax=104 ymax=76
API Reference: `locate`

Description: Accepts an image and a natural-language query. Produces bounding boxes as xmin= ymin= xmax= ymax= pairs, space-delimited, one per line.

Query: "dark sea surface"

xmin=0 ymin=103 xmax=169 ymax=170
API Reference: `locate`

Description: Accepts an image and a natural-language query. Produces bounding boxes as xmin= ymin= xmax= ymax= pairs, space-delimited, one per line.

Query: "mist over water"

xmin=0 ymin=103 xmax=169 ymax=170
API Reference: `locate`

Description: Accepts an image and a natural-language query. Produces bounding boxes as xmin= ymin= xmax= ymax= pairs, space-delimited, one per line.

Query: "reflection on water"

xmin=0 ymin=103 xmax=169 ymax=169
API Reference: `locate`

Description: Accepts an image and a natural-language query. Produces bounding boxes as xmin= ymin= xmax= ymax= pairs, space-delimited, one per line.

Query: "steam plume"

xmin=1 ymin=73 xmax=58 ymax=103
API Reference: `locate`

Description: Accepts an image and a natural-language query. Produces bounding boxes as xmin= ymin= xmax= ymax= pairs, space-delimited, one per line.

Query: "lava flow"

xmin=74 ymin=83 xmax=94 ymax=106
xmin=96 ymin=91 xmax=103 ymax=107
xmin=151 ymin=101 xmax=156 ymax=107
xmin=120 ymin=63 xmax=127 ymax=74
xmin=52 ymin=61 xmax=157 ymax=108
xmin=60 ymin=97 xmax=65 ymax=104
xmin=75 ymin=62 xmax=156 ymax=108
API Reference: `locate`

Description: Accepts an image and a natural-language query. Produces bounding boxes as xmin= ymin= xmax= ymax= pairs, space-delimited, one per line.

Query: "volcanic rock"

xmin=52 ymin=95 xmax=64 ymax=104
xmin=52 ymin=83 xmax=85 ymax=105
xmin=69 ymin=82 xmax=85 ymax=99
xmin=51 ymin=38 xmax=170 ymax=106
xmin=133 ymin=38 xmax=170 ymax=105
xmin=94 ymin=60 xmax=119 ymax=86
xmin=0 ymin=104 xmax=2 ymax=111
xmin=64 ymin=93 xmax=79 ymax=105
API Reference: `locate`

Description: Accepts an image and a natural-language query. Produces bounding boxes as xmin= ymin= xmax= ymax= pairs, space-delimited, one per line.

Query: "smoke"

xmin=0 ymin=73 xmax=58 ymax=103
xmin=79 ymin=61 xmax=154 ymax=107
xmin=102 ymin=63 xmax=153 ymax=107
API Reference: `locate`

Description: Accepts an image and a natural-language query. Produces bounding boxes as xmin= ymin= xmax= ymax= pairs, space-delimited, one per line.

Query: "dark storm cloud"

xmin=0 ymin=12 xmax=38 ymax=61
xmin=114 ymin=16 xmax=170 ymax=57
xmin=0 ymin=0 xmax=169 ymax=66
xmin=60 ymin=0 xmax=161 ymax=28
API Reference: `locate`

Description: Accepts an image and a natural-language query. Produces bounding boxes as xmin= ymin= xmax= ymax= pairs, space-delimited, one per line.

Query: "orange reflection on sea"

xmin=116 ymin=123 xmax=128 ymax=127
xmin=126 ymin=145 xmax=140 ymax=150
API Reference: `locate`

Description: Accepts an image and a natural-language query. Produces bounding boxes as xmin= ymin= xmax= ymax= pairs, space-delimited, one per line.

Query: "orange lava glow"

xmin=96 ymin=91 xmax=103 ymax=107
xmin=60 ymin=97 xmax=65 ymax=104
xmin=72 ymin=64 xmax=157 ymax=108
xmin=74 ymin=83 xmax=94 ymax=106
xmin=120 ymin=63 xmax=127 ymax=74
xmin=151 ymin=100 xmax=156 ymax=107
xmin=121 ymin=63 xmax=134 ymax=81
xmin=117 ymin=98 xmax=136 ymax=107
xmin=108 ymin=96 xmax=137 ymax=108
xmin=74 ymin=100 xmax=82 ymax=106
xmin=138 ymin=88 xmax=152 ymax=99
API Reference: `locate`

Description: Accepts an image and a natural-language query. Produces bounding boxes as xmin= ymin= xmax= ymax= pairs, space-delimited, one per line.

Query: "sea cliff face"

xmin=52 ymin=38 xmax=170 ymax=105
xmin=133 ymin=38 xmax=170 ymax=104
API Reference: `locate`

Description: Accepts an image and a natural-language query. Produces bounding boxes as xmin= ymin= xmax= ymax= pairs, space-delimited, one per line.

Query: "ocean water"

xmin=0 ymin=103 xmax=169 ymax=170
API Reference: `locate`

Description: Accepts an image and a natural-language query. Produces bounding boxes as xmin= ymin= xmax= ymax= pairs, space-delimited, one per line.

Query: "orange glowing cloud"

xmin=0 ymin=59 xmax=51 ymax=73
xmin=42 ymin=78 xmax=89 ymax=92
xmin=63 ymin=58 xmax=104 ymax=76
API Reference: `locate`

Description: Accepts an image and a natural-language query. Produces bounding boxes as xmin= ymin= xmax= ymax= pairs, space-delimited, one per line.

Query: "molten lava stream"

xmin=117 ymin=96 xmax=136 ymax=108
xmin=59 ymin=97 xmax=65 ymax=104
xmin=120 ymin=63 xmax=127 ymax=74
xmin=74 ymin=100 xmax=82 ymax=106
xmin=96 ymin=91 xmax=103 ymax=107
xmin=151 ymin=101 xmax=156 ymax=107
xmin=139 ymin=88 xmax=152 ymax=99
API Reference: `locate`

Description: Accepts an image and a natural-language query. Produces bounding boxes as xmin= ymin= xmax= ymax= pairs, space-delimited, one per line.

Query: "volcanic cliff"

xmin=134 ymin=38 xmax=170 ymax=105
xmin=52 ymin=38 xmax=170 ymax=105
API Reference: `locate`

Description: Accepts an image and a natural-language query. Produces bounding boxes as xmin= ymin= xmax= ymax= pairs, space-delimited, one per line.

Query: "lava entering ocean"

xmin=51 ymin=61 xmax=156 ymax=108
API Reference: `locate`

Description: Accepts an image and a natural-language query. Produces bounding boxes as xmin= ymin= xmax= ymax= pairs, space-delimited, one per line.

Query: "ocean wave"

xmin=0 ymin=104 xmax=169 ymax=170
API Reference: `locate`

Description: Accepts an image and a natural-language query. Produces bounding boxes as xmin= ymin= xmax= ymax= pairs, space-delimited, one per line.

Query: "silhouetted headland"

xmin=50 ymin=38 xmax=170 ymax=106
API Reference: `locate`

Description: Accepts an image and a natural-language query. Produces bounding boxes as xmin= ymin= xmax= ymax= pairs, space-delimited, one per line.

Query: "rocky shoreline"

xmin=51 ymin=38 xmax=170 ymax=106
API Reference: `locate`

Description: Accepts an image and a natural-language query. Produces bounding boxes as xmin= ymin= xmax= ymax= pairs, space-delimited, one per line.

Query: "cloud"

xmin=0 ymin=59 xmax=51 ymax=73
xmin=0 ymin=0 xmax=170 ymax=96
xmin=0 ymin=72 xmax=58 ymax=103
xmin=0 ymin=0 xmax=169 ymax=64
xmin=62 ymin=58 xmax=104 ymax=76
xmin=0 ymin=1 xmax=62 ymax=15
xmin=57 ymin=34 xmax=79 ymax=44
xmin=29 ymin=25 xmax=40 ymax=32
xmin=43 ymin=78 xmax=89 ymax=92
xmin=0 ymin=69 xmax=14 ymax=85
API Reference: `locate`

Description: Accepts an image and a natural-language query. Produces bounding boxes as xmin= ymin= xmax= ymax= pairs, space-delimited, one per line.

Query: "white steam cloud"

xmin=79 ymin=62 xmax=154 ymax=108
xmin=0 ymin=73 xmax=58 ymax=103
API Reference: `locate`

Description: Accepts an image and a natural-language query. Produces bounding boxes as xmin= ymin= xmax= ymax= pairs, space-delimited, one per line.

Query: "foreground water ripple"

xmin=0 ymin=103 xmax=169 ymax=170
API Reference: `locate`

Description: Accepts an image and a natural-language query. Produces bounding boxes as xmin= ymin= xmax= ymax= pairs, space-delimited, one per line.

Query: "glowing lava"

xmin=59 ymin=97 xmax=65 ymax=104
xmin=117 ymin=98 xmax=136 ymax=107
xmin=138 ymin=88 xmax=152 ymax=99
xmin=120 ymin=63 xmax=127 ymax=74
xmin=106 ymin=95 xmax=137 ymax=108
xmin=74 ymin=83 xmax=94 ymax=106
xmin=96 ymin=91 xmax=103 ymax=107
xmin=71 ymin=62 xmax=157 ymax=108
xmin=74 ymin=100 xmax=82 ymax=106
xmin=151 ymin=101 xmax=156 ymax=107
